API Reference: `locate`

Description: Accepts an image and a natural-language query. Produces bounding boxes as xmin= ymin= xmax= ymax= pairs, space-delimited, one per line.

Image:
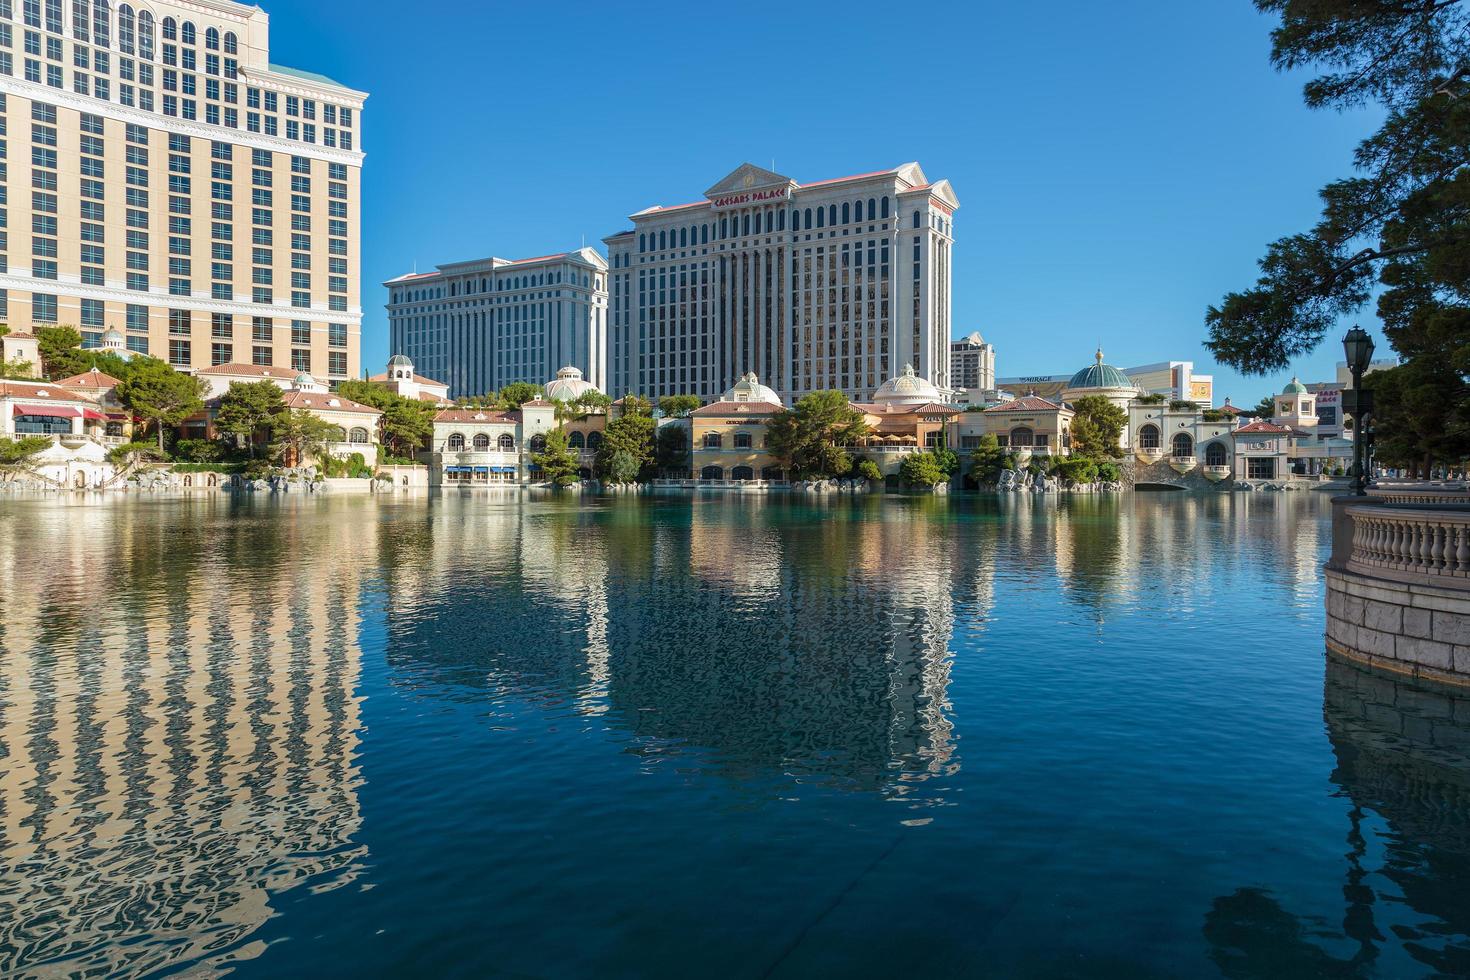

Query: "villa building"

xmin=384 ymin=249 xmax=609 ymax=400
xmin=370 ymin=354 xmax=449 ymax=405
xmin=1129 ymin=402 xmax=1237 ymax=481
xmin=603 ymin=162 xmax=958 ymax=404
xmin=689 ymin=373 xmax=787 ymax=482
xmin=0 ymin=0 xmax=368 ymax=379
xmin=967 ymin=395 xmax=1074 ymax=456
xmin=427 ymin=399 xmax=557 ymax=487
xmin=0 ymin=330 xmax=40 ymax=376
xmin=0 ymin=376 xmax=119 ymax=486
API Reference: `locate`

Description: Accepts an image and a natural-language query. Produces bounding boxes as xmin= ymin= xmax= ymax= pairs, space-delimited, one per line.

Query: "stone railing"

xmin=1327 ymin=497 xmax=1470 ymax=686
xmin=1369 ymin=484 xmax=1470 ymax=506
xmin=1345 ymin=504 xmax=1470 ymax=583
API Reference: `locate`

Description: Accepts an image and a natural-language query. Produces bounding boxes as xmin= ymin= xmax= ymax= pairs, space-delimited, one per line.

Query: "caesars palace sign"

xmin=709 ymin=186 xmax=792 ymax=209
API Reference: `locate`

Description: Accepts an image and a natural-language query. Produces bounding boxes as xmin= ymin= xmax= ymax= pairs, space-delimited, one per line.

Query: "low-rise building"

xmin=0 ymin=332 xmax=41 ymax=378
xmin=428 ymin=401 xmax=557 ymax=487
xmin=370 ymin=355 xmax=451 ymax=406
xmin=690 ymin=374 xmax=786 ymax=482
xmin=967 ymin=395 xmax=1074 ymax=457
xmin=1129 ymin=402 xmax=1237 ymax=481
xmin=0 ymin=378 xmax=120 ymax=488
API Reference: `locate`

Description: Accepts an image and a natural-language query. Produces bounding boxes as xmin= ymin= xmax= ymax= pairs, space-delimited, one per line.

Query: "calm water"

xmin=1 ymin=492 xmax=1468 ymax=978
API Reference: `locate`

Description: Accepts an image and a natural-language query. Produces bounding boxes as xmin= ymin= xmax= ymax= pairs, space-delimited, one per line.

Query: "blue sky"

xmin=266 ymin=0 xmax=1378 ymax=406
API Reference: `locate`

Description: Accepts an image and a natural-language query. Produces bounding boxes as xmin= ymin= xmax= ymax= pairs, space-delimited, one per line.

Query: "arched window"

xmin=472 ymin=433 xmax=490 ymax=450
xmin=703 ymin=432 xmax=722 ymax=449
xmin=761 ymin=465 xmax=784 ymax=481
xmin=330 ymin=427 xmax=348 ymax=443
xmin=447 ymin=433 xmax=465 ymax=451
xmin=568 ymin=431 xmax=585 ymax=449
xmin=205 ymin=26 xmax=218 ymax=49
xmin=161 ymin=15 xmax=175 ymax=40
xmin=764 ymin=211 xmax=773 ymax=233
xmin=349 ymin=427 xmax=369 ymax=444
xmin=587 ymin=431 xmax=603 ymax=450
xmin=1138 ymin=424 xmax=1160 ymax=450
xmin=638 ymin=233 xmax=645 ymax=253
xmin=867 ymin=198 xmax=876 ymax=221
xmin=92 ymin=0 xmax=109 ymax=46
xmin=742 ymin=214 xmax=751 ymax=236
xmin=777 ymin=210 xmax=785 ymax=231
xmin=1010 ymin=426 xmax=1035 ymax=447
xmin=1205 ymin=442 xmax=1228 ymax=467
xmin=529 ymin=434 xmax=546 ymax=452
xmin=828 ymin=205 xmax=837 ymax=226
xmin=679 ymin=227 xmax=687 ymax=248
xmin=816 ymin=208 xmax=824 ymax=228
xmin=180 ymin=20 xmax=195 ymax=45
xmin=804 ymin=208 xmax=812 ymax=230
xmin=137 ymin=9 xmax=152 ymax=58
xmin=881 ymin=197 xmax=890 ymax=219
xmin=1172 ymin=433 xmax=1194 ymax=458
xmin=842 ymin=202 xmax=850 ymax=224
xmin=117 ymin=2 xmax=133 ymax=53
xmin=720 ymin=218 xmax=728 ymax=238
xmin=731 ymin=465 xmax=754 ymax=482
xmin=701 ymin=465 xmax=723 ymax=481
xmin=913 ymin=210 xmax=922 ymax=228
xmin=498 ymin=434 xmax=515 ymax=451
xmin=223 ymin=31 xmax=237 ymax=54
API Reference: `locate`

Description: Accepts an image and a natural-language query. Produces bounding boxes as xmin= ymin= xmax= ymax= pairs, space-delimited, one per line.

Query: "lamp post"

xmin=1341 ymin=326 xmax=1376 ymax=496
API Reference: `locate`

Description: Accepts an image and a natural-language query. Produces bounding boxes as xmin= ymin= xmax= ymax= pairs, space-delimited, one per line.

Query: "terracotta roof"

xmin=57 ymin=368 xmax=122 ymax=389
xmin=280 ymin=391 xmax=380 ymax=415
xmin=1234 ymin=420 xmax=1292 ymax=435
xmin=434 ymin=408 xmax=517 ymax=423
xmin=1219 ymin=403 xmax=1246 ymax=415
xmin=799 ymin=167 xmax=898 ymax=190
xmin=2 ymin=331 xmax=35 ymax=339
xmin=691 ymin=400 xmax=785 ymax=417
xmin=197 ymin=362 xmax=296 ymax=380
xmin=0 ymin=380 xmax=92 ymax=402
xmin=369 ymin=371 xmax=448 ymax=387
xmin=417 ymin=391 xmax=449 ymax=403
xmin=384 ymin=270 xmax=441 ymax=284
xmin=985 ymin=395 xmax=1065 ymax=413
xmin=520 ymin=399 xmax=556 ymax=408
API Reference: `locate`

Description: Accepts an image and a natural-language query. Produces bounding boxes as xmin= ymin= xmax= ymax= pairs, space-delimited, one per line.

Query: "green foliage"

xmin=606 ymin=449 xmax=640 ymax=484
xmin=899 ymin=451 xmax=948 ymax=488
xmin=107 ymin=440 xmax=165 ymax=466
xmin=655 ymin=424 xmax=689 ymax=475
xmin=115 ymin=356 xmax=207 ymax=451
xmin=170 ymin=461 xmax=246 ymax=474
xmin=1136 ymin=392 xmax=1166 ymax=405
xmin=0 ymin=435 xmax=53 ymax=466
xmin=764 ymin=390 xmax=869 ymax=479
xmin=573 ymin=390 xmax=614 ymax=413
xmin=658 ymin=394 xmax=701 ymax=418
xmin=1053 ymin=457 xmax=1099 ymax=485
xmin=1096 ymin=461 xmax=1121 ymax=483
xmin=1252 ymin=395 xmax=1277 ymax=418
xmin=854 ymin=458 xmax=883 ymax=483
xmin=321 ymin=452 xmax=373 ymax=479
xmin=495 ymin=381 xmax=543 ymax=410
xmin=532 ymin=428 xmax=581 ymax=487
xmin=171 ymin=438 xmax=225 ymax=463
xmin=1365 ymin=360 xmax=1470 ymax=473
xmin=269 ymin=409 xmax=339 ymax=467
xmin=1069 ymin=395 xmax=1127 ymax=458
xmin=1169 ymin=400 xmax=1199 ymax=413
xmin=338 ymin=379 xmax=433 ymax=458
xmin=968 ymin=434 xmax=1010 ymax=484
xmin=35 ymin=325 xmax=86 ymax=379
xmin=214 ymin=380 xmax=285 ymax=458
xmin=932 ymin=444 xmax=961 ymax=477
xmin=1 ymin=354 xmax=34 ymax=379
xmin=1204 ymin=0 xmax=1470 ymax=417
xmin=618 ymin=394 xmax=654 ymax=417
xmin=1201 ymin=409 xmax=1231 ymax=423
xmin=597 ymin=413 xmax=656 ymax=480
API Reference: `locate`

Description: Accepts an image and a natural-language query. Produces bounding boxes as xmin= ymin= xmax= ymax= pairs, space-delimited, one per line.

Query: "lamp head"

xmin=1342 ymin=326 xmax=1376 ymax=375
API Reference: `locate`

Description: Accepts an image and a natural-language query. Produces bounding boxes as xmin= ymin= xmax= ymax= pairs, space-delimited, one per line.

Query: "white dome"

xmin=872 ymin=364 xmax=943 ymax=406
xmin=544 ymin=365 xmax=602 ymax=403
xmin=387 ymin=353 xmax=414 ymax=369
xmin=719 ymin=372 xmax=782 ymax=405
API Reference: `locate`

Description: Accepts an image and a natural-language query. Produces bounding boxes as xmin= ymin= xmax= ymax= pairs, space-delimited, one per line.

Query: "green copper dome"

xmin=1281 ymin=377 xmax=1308 ymax=395
xmin=1068 ymin=349 xmax=1133 ymax=390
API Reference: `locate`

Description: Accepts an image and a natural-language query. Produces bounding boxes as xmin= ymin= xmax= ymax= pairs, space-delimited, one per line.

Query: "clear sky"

xmin=265 ymin=0 xmax=1379 ymax=406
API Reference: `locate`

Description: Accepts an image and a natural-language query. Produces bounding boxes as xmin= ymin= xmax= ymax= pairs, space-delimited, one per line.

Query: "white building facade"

xmin=950 ymin=331 xmax=995 ymax=391
xmin=384 ymin=248 xmax=609 ymax=400
xmin=604 ymin=162 xmax=958 ymax=404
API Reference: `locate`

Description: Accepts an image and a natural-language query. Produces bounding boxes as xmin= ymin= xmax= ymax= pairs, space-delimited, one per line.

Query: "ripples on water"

xmin=0 ymin=492 xmax=1466 ymax=977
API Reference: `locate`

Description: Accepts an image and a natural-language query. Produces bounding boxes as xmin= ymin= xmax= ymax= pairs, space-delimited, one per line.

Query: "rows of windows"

xmin=0 ymin=2 xmax=358 ymax=150
xmin=636 ymin=196 xmax=900 ymax=254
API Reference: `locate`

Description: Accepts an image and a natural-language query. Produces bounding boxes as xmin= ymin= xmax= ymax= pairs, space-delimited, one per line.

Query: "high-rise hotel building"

xmin=604 ymin=162 xmax=957 ymax=403
xmin=384 ymin=248 xmax=608 ymax=400
xmin=0 ymin=0 xmax=366 ymax=380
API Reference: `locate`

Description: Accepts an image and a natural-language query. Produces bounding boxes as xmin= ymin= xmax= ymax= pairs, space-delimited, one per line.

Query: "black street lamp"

xmin=1342 ymin=326 xmax=1376 ymax=495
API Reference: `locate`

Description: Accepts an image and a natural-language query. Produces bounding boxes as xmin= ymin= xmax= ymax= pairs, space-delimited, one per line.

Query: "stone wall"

xmin=1326 ymin=565 xmax=1470 ymax=687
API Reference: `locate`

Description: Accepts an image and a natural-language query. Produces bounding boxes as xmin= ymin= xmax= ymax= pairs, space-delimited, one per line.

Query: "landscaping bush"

xmin=172 ymin=438 xmax=225 ymax=463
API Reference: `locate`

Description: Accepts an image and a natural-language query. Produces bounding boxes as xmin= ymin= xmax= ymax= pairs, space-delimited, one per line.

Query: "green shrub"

xmin=170 ymin=461 xmax=246 ymax=474
xmin=1053 ymin=457 xmax=1099 ymax=485
xmin=900 ymin=451 xmax=947 ymax=487
xmin=172 ymin=438 xmax=225 ymax=463
xmin=854 ymin=458 xmax=882 ymax=482
xmin=1096 ymin=461 xmax=1121 ymax=483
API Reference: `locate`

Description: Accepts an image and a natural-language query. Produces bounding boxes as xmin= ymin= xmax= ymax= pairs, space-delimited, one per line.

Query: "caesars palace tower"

xmin=603 ymin=162 xmax=957 ymax=403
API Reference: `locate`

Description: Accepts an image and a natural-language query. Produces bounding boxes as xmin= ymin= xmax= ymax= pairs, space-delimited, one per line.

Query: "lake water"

xmin=1 ymin=492 xmax=1468 ymax=978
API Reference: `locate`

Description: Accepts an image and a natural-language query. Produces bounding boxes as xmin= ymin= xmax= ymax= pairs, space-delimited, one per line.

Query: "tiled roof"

xmin=57 ymin=368 xmax=122 ymax=389
xmin=520 ymin=399 xmax=556 ymax=408
xmin=985 ymin=395 xmax=1065 ymax=413
xmin=1234 ymin=420 xmax=1292 ymax=435
xmin=280 ymin=391 xmax=380 ymax=415
xmin=434 ymin=409 xmax=517 ymax=423
xmin=0 ymin=380 xmax=91 ymax=402
xmin=691 ymin=400 xmax=784 ymax=417
xmin=2 ymin=331 xmax=35 ymax=339
xmin=197 ymin=363 xmax=295 ymax=380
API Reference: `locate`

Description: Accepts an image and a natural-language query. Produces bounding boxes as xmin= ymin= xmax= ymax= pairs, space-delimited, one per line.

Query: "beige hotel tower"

xmin=0 ymin=0 xmax=365 ymax=379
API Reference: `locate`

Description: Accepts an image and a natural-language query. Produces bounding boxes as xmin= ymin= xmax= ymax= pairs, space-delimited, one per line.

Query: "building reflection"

xmin=1203 ymin=659 xmax=1470 ymax=976
xmin=0 ymin=498 xmax=370 ymax=978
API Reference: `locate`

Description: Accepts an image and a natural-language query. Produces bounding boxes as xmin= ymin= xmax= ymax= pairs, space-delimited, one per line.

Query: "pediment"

xmin=704 ymin=163 xmax=795 ymax=199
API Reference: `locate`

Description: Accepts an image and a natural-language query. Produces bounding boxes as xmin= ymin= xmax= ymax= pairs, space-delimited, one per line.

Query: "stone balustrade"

xmin=1327 ymin=498 xmax=1470 ymax=686
xmin=1369 ymin=484 xmax=1470 ymax=506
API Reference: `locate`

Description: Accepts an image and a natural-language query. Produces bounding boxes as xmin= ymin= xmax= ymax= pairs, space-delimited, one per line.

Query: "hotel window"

xmin=290 ymin=320 xmax=309 ymax=345
xmin=328 ymin=351 xmax=345 ymax=377
xmin=210 ymin=342 xmax=230 ymax=365
xmin=168 ymin=308 xmax=190 ymax=334
xmin=168 ymin=338 xmax=189 ymax=365
xmin=251 ymin=344 xmax=271 ymax=366
xmin=328 ymin=323 xmax=346 ymax=348
xmin=291 ymin=348 xmax=309 ymax=372
xmin=31 ymin=291 xmax=56 ymax=321
xmin=126 ymin=304 xmax=148 ymax=331
xmin=211 ymin=312 xmax=231 ymax=338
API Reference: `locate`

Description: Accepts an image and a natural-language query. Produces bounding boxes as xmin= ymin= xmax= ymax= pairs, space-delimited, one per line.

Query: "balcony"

xmin=1168 ymin=455 xmax=1196 ymax=475
xmin=1203 ymin=465 xmax=1232 ymax=482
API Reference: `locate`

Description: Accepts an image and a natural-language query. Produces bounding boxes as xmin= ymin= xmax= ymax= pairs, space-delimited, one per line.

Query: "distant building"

xmin=950 ymin=332 xmax=995 ymax=391
xmin=384 ymin=249 xmax=609 ymax=400
xmin=371 ymin=354 xmax=450 ymax=406
xmin=996 ymin=357 xmax=1214 ymax=406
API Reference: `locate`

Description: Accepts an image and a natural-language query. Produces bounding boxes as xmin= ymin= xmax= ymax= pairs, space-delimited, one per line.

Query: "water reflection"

xmin=0 ymin=498 xmax=370 ymax=977
xmin=1205 ymin=659 xmax=1470 ymax=976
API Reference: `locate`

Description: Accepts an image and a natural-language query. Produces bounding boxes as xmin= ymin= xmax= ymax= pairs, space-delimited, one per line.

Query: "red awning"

xmin=82 ymin=409 xmax=107 ymax=421
xmin=13 ymin=404 xmax=79 ymax=419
